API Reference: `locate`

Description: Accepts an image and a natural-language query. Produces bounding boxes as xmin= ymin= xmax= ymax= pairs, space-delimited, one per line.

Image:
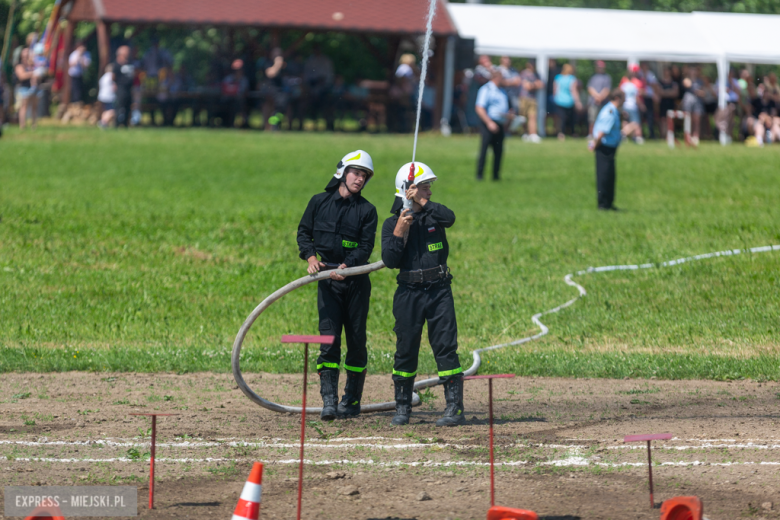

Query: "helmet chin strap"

xmin=341 ymin=177 xmax=362 ymax=196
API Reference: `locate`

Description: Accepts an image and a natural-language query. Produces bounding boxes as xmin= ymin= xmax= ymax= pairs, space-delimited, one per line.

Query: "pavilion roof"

xmin=68 ymin=0 xmax=458 ymax=36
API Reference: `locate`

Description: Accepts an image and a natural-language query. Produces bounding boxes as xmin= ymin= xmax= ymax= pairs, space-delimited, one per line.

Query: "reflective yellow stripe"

xmin=346 ymin=152 xmax=361 ymax=161
xmin=438 ymin=367 xmax=463 ymax=377
xmin=342 ymin=240 xmax=358 ymax=248
xmin=414 ymin=166 xmax=425 ymax=178
xmin=392 ymin=369 xmax=417 ymax=378
xmin=344 ymin=364 xmax=366 ymax=373
xmin=428 ymin=242 xmax=443 ymax=252
xmin=317 ymin=362 xmax=339 ymax=370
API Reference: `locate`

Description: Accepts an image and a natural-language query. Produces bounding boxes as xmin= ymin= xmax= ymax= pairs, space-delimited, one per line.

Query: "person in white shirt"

xmin=97 ymin=64 xmax=116 ymax=128
xmin=68 ymin=42 xmax=91 ymax=103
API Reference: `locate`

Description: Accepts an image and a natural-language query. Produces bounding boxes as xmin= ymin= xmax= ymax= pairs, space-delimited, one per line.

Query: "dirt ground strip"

xmin=2 ymin=372 xmax=780 ymax=519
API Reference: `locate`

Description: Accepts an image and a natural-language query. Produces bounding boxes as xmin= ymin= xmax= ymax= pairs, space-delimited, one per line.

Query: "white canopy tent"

xmin=447 ymin=3 xmax=780 ymax=137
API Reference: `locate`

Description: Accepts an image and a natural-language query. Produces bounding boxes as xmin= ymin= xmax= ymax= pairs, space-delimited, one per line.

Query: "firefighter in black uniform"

xmin=297 ymin=150 xmax=378 ymax=420
xmin=381 ymin=162 xmax=464 ymax=427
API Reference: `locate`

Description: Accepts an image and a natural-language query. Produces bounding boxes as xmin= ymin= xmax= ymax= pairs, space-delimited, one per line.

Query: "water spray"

xmin=411 ymin=0 xmax=438 ymax=165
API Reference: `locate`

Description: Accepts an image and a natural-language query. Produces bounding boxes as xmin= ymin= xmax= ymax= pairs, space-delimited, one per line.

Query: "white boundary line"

xmin=6 ymin=439 xmax=780 ymax=451
xmin=9 ymin=457 xmax=780 ymax=468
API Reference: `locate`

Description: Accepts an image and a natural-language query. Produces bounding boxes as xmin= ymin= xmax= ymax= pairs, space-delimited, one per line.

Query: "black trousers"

xmin=557 ymin=105 xmax=575 ymax=135
xmin=115 ymin=96 xmax=132 ymax=127
xmin=476 ymin=120 xmax=504 ymax=180
xmin=316 ymin=276 xmax=370 ymax=373
xmin=70 ymin=76 xmax=83 ymax=103
xmin=643 ymin=97 xmax=656 ymax=139
xmin=392 ymin=282 xmax=461 ymax=382
xmin=595 ymin=145 xmax=617 ymax=209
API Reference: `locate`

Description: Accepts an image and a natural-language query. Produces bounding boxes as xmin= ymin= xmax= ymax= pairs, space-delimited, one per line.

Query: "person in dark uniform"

xmin=589 ymin=89 xmax=625 ymax=211
xmin=297 ymin=150 xmax=378 ymax=420
xmin=381 ymin=162 xmax=464 ymax=427
xmin=113 ymin=46 xmax=135 ymax=128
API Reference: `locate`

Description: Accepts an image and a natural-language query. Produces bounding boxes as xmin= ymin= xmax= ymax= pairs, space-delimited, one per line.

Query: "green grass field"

xmin=1 ymin=127 xmax=778 ymax=379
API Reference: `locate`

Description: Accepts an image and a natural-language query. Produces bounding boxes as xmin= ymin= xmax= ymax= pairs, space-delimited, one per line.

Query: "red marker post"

xmin=128 ymin=413 xmax=178 ymax=510
xmin=281 ymin=334 xmax=335 ymax=520
xmin=464 ymin=374 xmax=516 ymax=507
xmin=624 ymin=433 xmax=673 ymax=509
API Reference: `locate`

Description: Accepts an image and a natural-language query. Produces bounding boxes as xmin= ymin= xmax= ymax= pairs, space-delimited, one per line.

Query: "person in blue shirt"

xmin=475 ymin=68 xmax=511 ymax=181
xmin=553 ymin=63 xmax=582 ymax=140
xmin=589 ymin=89 xmax=625 ymax=211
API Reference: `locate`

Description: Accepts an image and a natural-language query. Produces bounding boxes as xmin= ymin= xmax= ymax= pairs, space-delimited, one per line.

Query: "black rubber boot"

xmin=391 ymin=377 xmax=415 ymax=426
xmin=319 ymin=369 xmax=339 ymax=421
xmin=436 ymin=375 xmax=465 ymax=427
xmin=338 ymin=369 xmax=366 ymax=417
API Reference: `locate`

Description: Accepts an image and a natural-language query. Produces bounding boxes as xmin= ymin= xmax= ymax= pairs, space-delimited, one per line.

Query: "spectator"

xmin=221 ymin=58 xmax=249 ymax=127
xmin=97 ymin=63 xmax=116 ymax=128
xmin=14 ymin=48 xmax=38 ymax=130
xmin=129 ymin=46 xmax=143 ymax=126
xmin=657 ymin=67 xmax=679 ymax=138
xmin=304 ymin=46 xmax=335 ymax=130
xmin=263 ymin=48 xmax=285 ymax=130
xmin=395 ymin=53 xmax=417 ymax=79
xmin=765 ymin=72 xmax=780 ymax=104
xmin=700 ymin=75 xmax=718 ymax=139
xmin=751 ymin=84 xmax=779 ymax=147
xmin=142 ymin=38 xmax=172 ymax=79
xmin=475 ymin=68 xmax=510 ymax=181
xmin=553 ymin=63 xmax=581 ymax=140
xmin=640 ymin=62 xmax=659 ymax=139
xmin=517 ymin=59 xmax=543 ymax=143
xmin=68 ymin=41 xmax=91 ymax=104
xmin=284 ymin=54 xmax=305 ymax=131
xmin=498 ymin=56 xmax=520 ymax=114
xmin=715 ymin=68 xmax=740 ymax=144
xmin=587 ymin=60 xmax=611 ymax=138
xmin=681 ymin=66 xmax=704 ymax=145
xmin=589 ymin=89 xmax=625 ymax=211
xmin=620 ymin=64 xmax=644 ymax=144
xmin=112 ymin=45 xmax=135 ymax=128
xmin=546 ymin=58 xmax=560 ymax=133
xmin=474 ymin=55 xmax=494 ymax=85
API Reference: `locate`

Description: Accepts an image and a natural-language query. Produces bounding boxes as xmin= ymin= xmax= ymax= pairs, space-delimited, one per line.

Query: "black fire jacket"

xmin=381 ymin=201 xmax=455 ymax=274
xmin=297 ymin=188 xmax=378 ymax=268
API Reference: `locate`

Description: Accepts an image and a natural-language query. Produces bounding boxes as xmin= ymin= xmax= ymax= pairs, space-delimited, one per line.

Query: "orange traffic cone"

xmin=25 ymin=503 xmax=66 ymax=520
xmin=232 ymin=462 xmax=263 ymax=520
xmin=660 ymin=496 xmax=703 ymax=520
xmin=487 ymin=505 xmax=539 ymax=520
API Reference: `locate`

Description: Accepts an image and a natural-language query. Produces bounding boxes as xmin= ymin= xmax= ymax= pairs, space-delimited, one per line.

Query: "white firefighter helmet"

xmin=394 ymin=162 xmax=437 ymax=198
xmin=335 ymin=150 xmax=374 ymax=184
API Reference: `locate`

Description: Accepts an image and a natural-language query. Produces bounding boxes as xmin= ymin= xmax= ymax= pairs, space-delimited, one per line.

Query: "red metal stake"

xmin=464 ymin=373 xmax=515 ymax=509
xmin=150 ymin=415 xmax=156 ymax=509
xmin=489 ymin=378 xmax=495 ymax=507
xmin=128 ymin=413 xmax=177 ymax=511
xmin=280 ymin=335 xmax=334 ymax=520
xmin=647 ymin=440 xmax=654 ymax=509
xmin=623 ymin=433 xmax=672 ymax=510
xmin=297 ymin=343 xmax=308 ymax=520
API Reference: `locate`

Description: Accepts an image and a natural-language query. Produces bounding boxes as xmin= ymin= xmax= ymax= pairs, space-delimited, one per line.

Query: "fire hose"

xmin=231 ymin=244 xmax=779 ymax=414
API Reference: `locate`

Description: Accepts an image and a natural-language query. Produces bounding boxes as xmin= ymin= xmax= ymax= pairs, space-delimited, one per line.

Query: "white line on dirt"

xmin=9 ymin=457 xmax=780 ymax=468
xmin=6 ymin=438 xmax=780 ymax=452
xmin=0 ymin=439 xmax=482 ymax=450
xmin=609 ymin=443 xmax=780 ymax=450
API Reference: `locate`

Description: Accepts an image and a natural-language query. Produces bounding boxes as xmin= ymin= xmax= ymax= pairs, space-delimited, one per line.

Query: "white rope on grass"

xmin=232 ymin=244 xmax=780 ymax=414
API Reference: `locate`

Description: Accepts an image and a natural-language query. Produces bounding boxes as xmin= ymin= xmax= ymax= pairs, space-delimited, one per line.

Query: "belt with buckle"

xmin=397 ymin=265 xmax=449 ymax=284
